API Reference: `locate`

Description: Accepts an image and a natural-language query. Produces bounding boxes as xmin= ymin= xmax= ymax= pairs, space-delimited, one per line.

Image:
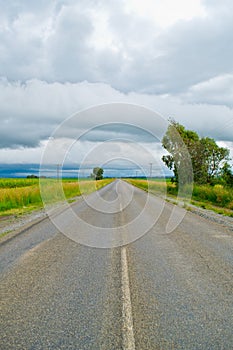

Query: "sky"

xmin=0 ymin=0 xmax=232 ymax=177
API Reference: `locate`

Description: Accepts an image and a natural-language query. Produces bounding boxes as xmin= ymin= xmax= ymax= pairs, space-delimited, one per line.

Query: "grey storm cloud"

xmin=0 ymin=0 xmax=232 ymax=96
xmin=0 ymin=0 xmax=232 ymax=154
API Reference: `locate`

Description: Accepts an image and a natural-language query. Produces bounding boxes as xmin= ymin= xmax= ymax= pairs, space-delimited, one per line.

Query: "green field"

xmin=126 ymin=178 xmax=233 ymax=217
xmin=0 ymin=178 xmax=114 ymax=216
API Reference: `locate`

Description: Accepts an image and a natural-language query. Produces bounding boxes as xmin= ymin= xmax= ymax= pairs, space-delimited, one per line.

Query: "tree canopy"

xmin=162 ymin=119 xmax=231 ymax=186
xmin=91 ymin=167 xmax=104 ymax=180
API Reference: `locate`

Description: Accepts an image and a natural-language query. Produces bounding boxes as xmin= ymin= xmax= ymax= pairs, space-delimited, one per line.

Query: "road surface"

xmin=1 ymin=180 xmax=233 ymax=349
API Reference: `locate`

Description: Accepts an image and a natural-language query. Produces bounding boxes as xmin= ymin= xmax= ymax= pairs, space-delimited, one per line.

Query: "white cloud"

xmin=184 ymin=74 xmax=233 ymax=107
xmin=125 ymin=0 xmax=206 ymax=29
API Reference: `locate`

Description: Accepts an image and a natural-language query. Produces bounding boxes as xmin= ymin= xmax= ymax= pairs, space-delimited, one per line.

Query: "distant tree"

xmin=91 ymin=167 xmax=104 ymax=180
xmin=27 ymin=174 xmax=38 ymax=179
xmin=162 ymin=119 xmax=230 ymax=186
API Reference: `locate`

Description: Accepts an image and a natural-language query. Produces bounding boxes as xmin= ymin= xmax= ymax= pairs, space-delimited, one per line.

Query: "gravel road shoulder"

xmin=0 ymin=197 xmax=82 ymax=244
xmin=165 ymin=197 xmax=233 ymax=231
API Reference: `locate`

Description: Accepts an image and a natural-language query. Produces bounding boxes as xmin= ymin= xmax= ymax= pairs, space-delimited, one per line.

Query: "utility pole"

xmin=149 ymin=163 xmax=152 ymax=179
xmin=56 ymin=164 xmax=61 ymax=180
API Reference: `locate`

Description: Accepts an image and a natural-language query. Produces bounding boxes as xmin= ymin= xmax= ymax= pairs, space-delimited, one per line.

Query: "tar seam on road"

xmin=121 ymin=246 xmax=136 ymax=350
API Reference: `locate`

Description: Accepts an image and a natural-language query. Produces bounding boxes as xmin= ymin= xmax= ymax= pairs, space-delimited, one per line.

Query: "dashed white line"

xmin=121 ymin=246 xmax=136 ymax=350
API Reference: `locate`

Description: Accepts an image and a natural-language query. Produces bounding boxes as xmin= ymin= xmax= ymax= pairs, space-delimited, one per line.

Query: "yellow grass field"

xmin=0 ymin=178 xmax=114 ymax=216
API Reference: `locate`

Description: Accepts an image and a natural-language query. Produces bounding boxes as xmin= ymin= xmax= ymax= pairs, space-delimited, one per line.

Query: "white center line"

xmin=121 ymin=246 xmax=136 ymax=350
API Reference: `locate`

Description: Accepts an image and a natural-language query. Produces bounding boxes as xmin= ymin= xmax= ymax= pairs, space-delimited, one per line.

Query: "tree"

xmin=221 ymin=162 xmax=233 ymax=187
xmin=162 ymin=120 xmax=194 ymax=186
xmin=91 ymin=167 xmax=104 ymax=180
xmin=162 ymin=119 xmax=230 ymax=186
xmin=27 ymin=174 xmax=38 ymax=179
xmin=199 ymin=137 xmax=230 ymax=183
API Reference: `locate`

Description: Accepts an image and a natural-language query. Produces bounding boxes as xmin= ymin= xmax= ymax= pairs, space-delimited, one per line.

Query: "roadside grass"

xmin=0 ymin=178 xmax=39 ymax=188
xmin=125 ymin=179 xmax=177 ymax=196
xmin=0 ymin=178 xmax=114 ymax=216
xmin=126 ymin=178 xmax=233 ymax=217
xmin=190 ymin=200 xmax=233 ymax=217
xmin=0 ymin=230 xmax=12 ymax=239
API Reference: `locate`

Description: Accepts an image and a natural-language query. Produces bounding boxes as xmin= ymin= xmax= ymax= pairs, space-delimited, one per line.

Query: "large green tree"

xmin=162 ymin=120 xmax=196 ymax=185
xmin=162 ymin=120 xmax=230 ymax=186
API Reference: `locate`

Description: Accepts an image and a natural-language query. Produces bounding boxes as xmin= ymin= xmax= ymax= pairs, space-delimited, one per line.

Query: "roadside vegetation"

xmin=126 ymin=178 xmax=233 ymax=217
xmin=0 ymin=178 xmax=39 ymax=189
xmin=0 ymin=178 xmax=113 ymax=216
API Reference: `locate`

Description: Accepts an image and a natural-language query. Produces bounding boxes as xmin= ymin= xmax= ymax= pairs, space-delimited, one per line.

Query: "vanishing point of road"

xmin=1 ymin=180 xmax=233 ymax=349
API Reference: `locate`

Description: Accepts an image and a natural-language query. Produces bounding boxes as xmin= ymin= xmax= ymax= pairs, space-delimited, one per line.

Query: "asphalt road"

xmin=0 ymin=180 xmax=233 ymax=349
